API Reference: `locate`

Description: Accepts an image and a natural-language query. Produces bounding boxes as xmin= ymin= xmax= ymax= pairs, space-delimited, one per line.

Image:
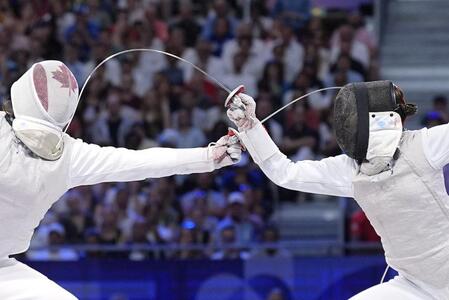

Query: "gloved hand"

xmin=208 ymin=128 xmax=244 ymax=169
xmin=225 ymin=85 xmax=257 ymax=132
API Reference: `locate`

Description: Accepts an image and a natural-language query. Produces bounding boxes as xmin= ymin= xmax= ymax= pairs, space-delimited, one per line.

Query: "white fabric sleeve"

xmin=421 ymin=124 xmax=449 ymax=169
xmin=66 ymin=137 xmax=215 ymax=188
xmin=239 ymin=122 xmax=355 ymax=197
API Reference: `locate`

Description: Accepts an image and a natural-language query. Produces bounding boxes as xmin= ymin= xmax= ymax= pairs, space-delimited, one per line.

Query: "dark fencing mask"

xmin=334 ymin=80 xmax=417 ymax=164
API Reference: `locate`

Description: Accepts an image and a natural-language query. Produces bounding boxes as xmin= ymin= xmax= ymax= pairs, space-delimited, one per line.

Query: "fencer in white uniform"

xmin=226 ymin=81 xmax=449 ymax=299
xmin=0 ymin=60 xmax=243 ymax=299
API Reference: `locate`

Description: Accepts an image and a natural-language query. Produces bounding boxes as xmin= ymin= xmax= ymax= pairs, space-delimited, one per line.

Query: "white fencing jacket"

xmin=0 ymin=112 xmax=215 ymax=258
xmin=240 ymin=121 xmax=449 ymax=291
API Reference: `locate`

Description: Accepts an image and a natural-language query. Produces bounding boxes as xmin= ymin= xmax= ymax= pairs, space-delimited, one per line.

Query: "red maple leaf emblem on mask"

xmin=51 ymin=64 xmax=78 ymax=95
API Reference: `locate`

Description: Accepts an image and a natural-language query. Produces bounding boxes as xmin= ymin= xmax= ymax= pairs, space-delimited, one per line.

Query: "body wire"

xmin=66 ymin=48 xmax=340 ymax=132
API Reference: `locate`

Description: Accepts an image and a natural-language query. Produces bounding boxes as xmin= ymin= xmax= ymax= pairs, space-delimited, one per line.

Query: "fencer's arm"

xmin=239 ymin=122 xmax=356 ymax=197
xmin=66 ymin=137 xmax=215 ymax=188
xmin=421 ymin=123 xmax=449 ymax=169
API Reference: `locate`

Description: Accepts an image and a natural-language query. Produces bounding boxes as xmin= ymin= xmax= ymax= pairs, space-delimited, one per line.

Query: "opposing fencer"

xmin=226 ymin=81 xmax=449 ymax=299
xmin=0 ymin=60 xmax=242 ymax=299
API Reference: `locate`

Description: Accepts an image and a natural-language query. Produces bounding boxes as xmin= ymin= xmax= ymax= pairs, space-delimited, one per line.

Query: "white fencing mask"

xmin=10 ymin=60 xmax=79 ymax=160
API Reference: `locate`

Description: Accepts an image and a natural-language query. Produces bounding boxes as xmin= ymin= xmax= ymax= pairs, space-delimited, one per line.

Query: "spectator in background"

xmin=166 ymin=27 xmax=190 ymax=59
xmin=31 ymin=15 xmax=64 ymax=61
xmin=222 ymin=23 xmax=267 ymax=80
xmin=128 ymin=218 xmax=155 ymax=261
xmin=144 ymin=178 xmax=180 ymax=246
xmin=333 ymin=69 xmax=349 ymax=88
xmin=51 ymin=1 xmax=76 ymax=44
xmin=251 ymin=225 xmax=291 ymax=258
xmin=81 ymin=77 xmax=106 ymax=141
xmin=170 ymin=0 xmax=201 ymax=48
xmin=180 ymin=190 xmax=208 ymax=219
xmin=141 ymin=91 xmax=170 ymax=141
xmin=222 ymin=51 xmax=258 ymax=96
xmin=85 ymin=0 xmax=112 ymax=31
xmin=211 ymin=225 xmax=249 ymax=260
xmin=182 ymin=173 xmax=227 ymax=219
xmin=215 ymin=192 xmax=256 ymax=245
xmin=85 ymin=40 xmax=119 ymax=85
xmin=202 ymin=0 xmax=237 ymax=43
xmin=112 ymin=17 xmax=166 ymax=94
xmin=182 ymin=39 xmax=224 ymax=83
xmin=281 ymin=103 xmax=319 ymax=162
xmin=140 ymin=199 xmax=166 ymax=248
xmin=174 ymin=220 xmax=205 ymax=260
xmin=144 ymin=3 xmax=169 ymax=42
xmin=422 ymin=111 xmax=446 ymax=129
xmin=96 ymin=204 xmax=122 ymax=247
xmin=171 ymin=109 xmax=207 ymax=148
xmin=430 ymin=95 xmax=449 ymax=123
xmin=249 ymin=1 xmax=273 ymax=40
xmin=418 ymin=95 xmax=448 ymax=130
xmin=303 ymin=16 xmax=330 ymax=80
xmin=27 ymin=223 xmax=79 ymax=261
xmin=59 ymin=190 xmax=95 ymax=244
xmin=90 ymin=90 xmax=136 ymax=147
xmin=303 ymin=16 xmax=324 ymax=45
xmin=326 ymin=54 xmax=364 ymax=86
xmin=205 ymin=16 xmax=234 ymax=57
xmin=108 ymin=186 xmax=136 ymax=239
xmin=308 ymin=37 xmax=332 ymax=83
xmin=83 ymin=228 xmax=102 ymax=258
xmin=259 ymin=61 xmax=285 ymax=103
xmin=125 ymin=123 xmax=158 ymax=150
xmin=271 ymin=42 xmax=284 ymax=64
xmin=64 ymin=4 xmax=100 ymax=61
xmin=120 ymin=75 xmax=141 ymax=110
xmin=161 ymin=50 xmax=185 ymax=87
xmin=8 ymin=35 xmax=32 ymax=78
xmin=347 ymin=13 xmax=378 ymax=57
xmin=330 ymin=24 xmax=370 ymax=70
xmin=172 ymin=87 xmax=208 ymax=131
xmin=284 ymin=69 xmax=330 ymax=112
xmin=187 ymin=199 xmax=218 ymax=245
xmin=121 ymin=54 xmax=154 ymax=98
xmin=274 ymin=22 xmax=304 ymax=84
xmin=240 ymin=184 xmax=265 ymax=229
xmin=335 ymin=41 xmax=367 ymax=78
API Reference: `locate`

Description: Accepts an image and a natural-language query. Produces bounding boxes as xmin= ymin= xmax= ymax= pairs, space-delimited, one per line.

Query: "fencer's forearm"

xmin=259 ymin=153 xmax=353 ymax=197
xmin=68 ymin=139 xmax=214 ymax=188
xmin=240 ymin=122 xmax=354 ymax=197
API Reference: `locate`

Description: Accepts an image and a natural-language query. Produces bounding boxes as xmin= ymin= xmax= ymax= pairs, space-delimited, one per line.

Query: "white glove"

xmin=225 ymin=85 xmax=257 ymax=131
xmin=208 ymin=129 xmax=243 ymax=169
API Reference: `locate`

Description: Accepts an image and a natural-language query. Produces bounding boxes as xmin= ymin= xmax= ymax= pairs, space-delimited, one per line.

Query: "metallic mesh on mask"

xmin=12 ymin=116 xmax=64 ymax=160
xmin=333 ymin=80 xmax=414 ymax=164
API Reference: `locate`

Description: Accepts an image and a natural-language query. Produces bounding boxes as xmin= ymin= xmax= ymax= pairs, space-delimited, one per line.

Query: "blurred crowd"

xmin=0 ymin=0 xmax=385 ymax=260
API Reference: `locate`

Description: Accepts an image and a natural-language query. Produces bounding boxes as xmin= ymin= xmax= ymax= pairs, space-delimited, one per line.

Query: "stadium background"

xmin=1 ymin=0 xmax=448 ymax=299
